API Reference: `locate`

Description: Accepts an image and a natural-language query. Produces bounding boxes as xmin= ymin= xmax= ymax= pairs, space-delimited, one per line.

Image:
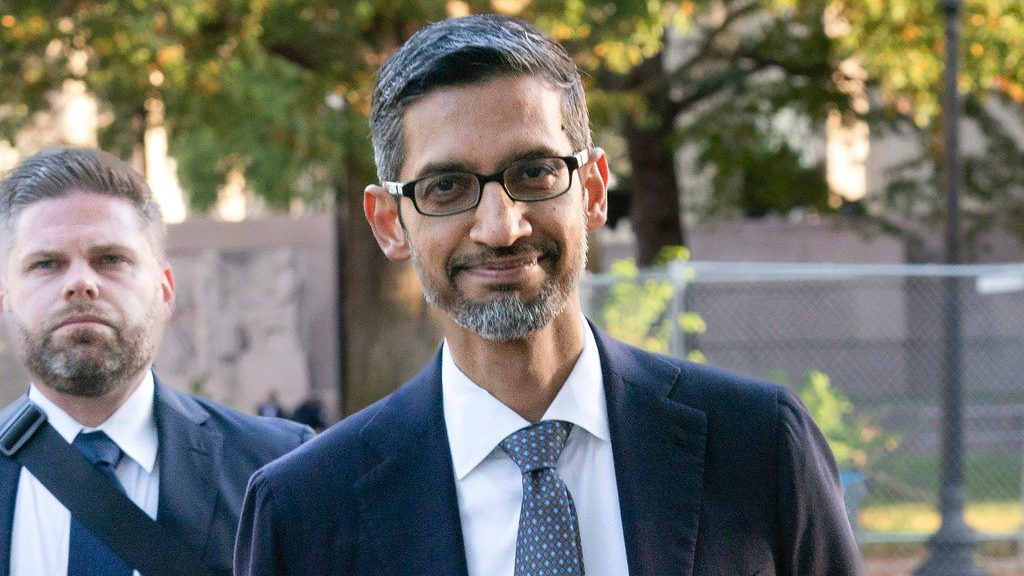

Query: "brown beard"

xmin=15 ymin=306 xmax=158 ymax=398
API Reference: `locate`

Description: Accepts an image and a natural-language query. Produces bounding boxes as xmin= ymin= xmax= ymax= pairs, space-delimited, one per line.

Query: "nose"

xmin=469 ymin=182 xmax=532 ymax=247
xmin=62 ymin=261 xmax=100 ymax=301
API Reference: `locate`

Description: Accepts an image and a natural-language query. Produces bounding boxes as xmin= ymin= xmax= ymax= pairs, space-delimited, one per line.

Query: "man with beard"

xmin=0 ymin=148 xmax=313 ymax=576
xmin=236 ymin=14 xmax=861 ymax=576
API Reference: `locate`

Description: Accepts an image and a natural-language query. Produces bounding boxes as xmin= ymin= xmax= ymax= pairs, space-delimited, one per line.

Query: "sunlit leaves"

xmin=834 ymin=0 xmax=1024 ymax=127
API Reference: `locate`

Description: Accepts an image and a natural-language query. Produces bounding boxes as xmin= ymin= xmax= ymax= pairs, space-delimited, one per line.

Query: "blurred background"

xmin=1 ymin=1 xmax=1023 ymax=572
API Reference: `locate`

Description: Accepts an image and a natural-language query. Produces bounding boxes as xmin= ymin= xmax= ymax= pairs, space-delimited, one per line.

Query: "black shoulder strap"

xmin=0 ymin=396 xmax=217 ymax=576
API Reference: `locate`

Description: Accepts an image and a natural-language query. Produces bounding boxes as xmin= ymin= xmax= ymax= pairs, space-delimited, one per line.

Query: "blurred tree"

xmin=0 ymin=0 xmax=844 ymax=407
xmin=484 ymin=0 xmax=848 ymax=264
xmin=832 ymin=0 xmax=1024 ymax=260
xmin=3 ymin=1 xmax=1019 ymax=407
xmin=0 ymin=0 xmax=448 ymax=413
xmin=0 ymin=0 xmax=850 ymax=257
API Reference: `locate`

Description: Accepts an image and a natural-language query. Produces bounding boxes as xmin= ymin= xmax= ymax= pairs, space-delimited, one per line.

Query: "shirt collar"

xmin=29 ymin=370 xmax=159 ymax=473
xmin=442 ymin=317 xmax=610 ymax=481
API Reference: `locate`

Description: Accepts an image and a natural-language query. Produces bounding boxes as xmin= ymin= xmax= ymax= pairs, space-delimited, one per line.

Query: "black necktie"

xmin=67 ymin=431 xmax=133 ymax=576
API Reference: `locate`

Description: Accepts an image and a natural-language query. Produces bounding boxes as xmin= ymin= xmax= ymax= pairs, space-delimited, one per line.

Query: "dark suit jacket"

xmin=236 ymin=327 xmax=862 ymax=575
xmin=0 ymin=379 xmax=314 ymax=576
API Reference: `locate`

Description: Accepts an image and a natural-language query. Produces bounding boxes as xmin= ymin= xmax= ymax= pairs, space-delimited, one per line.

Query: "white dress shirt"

xmin=11 ymin=371 xmax=161 ymax=576
xmin=442 ymin=319 xmax=631 ymax=576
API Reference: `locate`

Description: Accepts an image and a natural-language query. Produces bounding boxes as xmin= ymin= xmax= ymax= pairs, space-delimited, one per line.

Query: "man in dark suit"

xmin=236 ymin=14 xmax=861 ymax=576
xmin=0 ymin=148 xmax=312 ymax=576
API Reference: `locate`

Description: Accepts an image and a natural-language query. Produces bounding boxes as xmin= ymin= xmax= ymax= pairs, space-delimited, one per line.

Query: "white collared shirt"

xmin=442 ymin=320 xmax=630 ymax=576
xmin=11 ymin=371 xmax=161 ymax=576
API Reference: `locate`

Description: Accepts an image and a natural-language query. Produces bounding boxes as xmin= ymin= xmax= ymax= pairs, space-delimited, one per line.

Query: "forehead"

xmin=399 ymin=74 xmax=571 ymax=179
xmin=10 ymin=192 xmax=150 ymax=255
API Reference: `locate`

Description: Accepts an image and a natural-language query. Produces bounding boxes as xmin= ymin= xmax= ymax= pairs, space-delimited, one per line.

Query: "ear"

xmin=364 ymin=185 xmax=411 ymax=261
xmin=581 ymin=147 xmax=609 ymax=232
xmin=160 ymin=264 xmax=176 ymax=313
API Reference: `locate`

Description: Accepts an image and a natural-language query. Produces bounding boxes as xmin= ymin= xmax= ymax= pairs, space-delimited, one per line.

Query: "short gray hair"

xmin=370 ymin=14 xmax=592 ymax=182
xmin=0 ymin=148 xmax=165 ymax=257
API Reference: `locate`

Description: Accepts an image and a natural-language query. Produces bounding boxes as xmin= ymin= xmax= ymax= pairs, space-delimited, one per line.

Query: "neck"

xmin=444 ymin=303 xmax=585 ymax=422
xmin=34 ymin=367 xmax=150 ymax=428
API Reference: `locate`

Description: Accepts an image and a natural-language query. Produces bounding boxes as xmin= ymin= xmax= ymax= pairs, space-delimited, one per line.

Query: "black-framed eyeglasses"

xmin=383 ymin=149 xmax=591 ymax=217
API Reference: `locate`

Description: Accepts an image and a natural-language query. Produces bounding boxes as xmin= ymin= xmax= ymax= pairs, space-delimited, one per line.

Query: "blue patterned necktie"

xmin=500 ymin=420 xmax=585 ymax=576
xmin=67 ymin=431 xmax=133 ymax=576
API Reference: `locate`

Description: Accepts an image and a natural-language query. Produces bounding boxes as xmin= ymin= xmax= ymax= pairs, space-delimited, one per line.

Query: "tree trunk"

xmin=623 ymin=88 xmax=686 ymax=266
xmin=338 ymin=156 xmax=440 ymax=416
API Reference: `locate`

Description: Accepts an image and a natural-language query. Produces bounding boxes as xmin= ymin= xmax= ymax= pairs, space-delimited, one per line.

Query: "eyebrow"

xmin=20 ymin=243 xmax=136 ymax=262
xmin=87 ymin=243 xmax=136 ymax=255
xmin=19 ymin=249 xmax=63 ymax=263
xmin=413 ymin=146 xmax=566 ymax=180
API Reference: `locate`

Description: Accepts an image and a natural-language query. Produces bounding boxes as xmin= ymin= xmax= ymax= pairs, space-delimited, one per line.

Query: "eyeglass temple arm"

xmin=571 ymin=149 xmax=591 ymax=168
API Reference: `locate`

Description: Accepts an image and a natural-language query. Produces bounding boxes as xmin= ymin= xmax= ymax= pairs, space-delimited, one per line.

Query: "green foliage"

xmin=0 ymin=0 xmax=434 ymax=207
xmin=687 ymin=111 xmax=832 ymax=218
xmin=601 ymin=258 xmax=675 ymax=354
xmin=1 ymin=0 xmax=1020 ymax=253
xmin=834 ymin=0 xmax=1024 ymax=128
xmin=0 ymin=0 xmax=854 ymax=221
xmin=828 ymin=0 xmax=1024 ymax=254
xmin=788 ymin=370 xmax=900 ymax=469
xmin=600 ymin=245 xmax=705 ymax=361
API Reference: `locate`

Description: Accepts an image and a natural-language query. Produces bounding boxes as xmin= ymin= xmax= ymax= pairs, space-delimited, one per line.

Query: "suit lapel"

xmin=594 ymin=327 xmax=708 ymax=576
xmin=153 ymin=381 xmax=223 ymax=565
xmin=354 ymin=353 xmax=468 ymax=576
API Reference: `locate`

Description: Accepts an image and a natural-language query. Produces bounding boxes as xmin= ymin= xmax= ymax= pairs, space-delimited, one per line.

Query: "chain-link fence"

xmin=583 ymin=261 xmax=1024 ymax=555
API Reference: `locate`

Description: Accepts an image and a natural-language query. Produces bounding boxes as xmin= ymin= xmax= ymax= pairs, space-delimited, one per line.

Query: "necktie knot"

xmin=73 ymin=431 xmax=123 ymax=469
xmin=500 ymin=420 xmax=572 ymax=474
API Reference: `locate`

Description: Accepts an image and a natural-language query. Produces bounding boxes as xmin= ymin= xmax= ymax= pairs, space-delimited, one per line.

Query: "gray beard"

xmin=408 ymin=220 xmax=587 ymax=342
xmin=15 ymin=310 xmax=156 ymax=398
xmin=439 ymin=280 xmax=567 ymax=342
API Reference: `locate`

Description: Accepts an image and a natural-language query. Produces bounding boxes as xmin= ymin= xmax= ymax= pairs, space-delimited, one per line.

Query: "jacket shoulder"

xmin=253 ymin=389 xmax=389 ymax=492
xmin=157 ymin=384 xmax=314 ymax=459
xmin=598 ymin=331 xmax=789 ymax=409
xmin=254 ymin=351 xmax=442 ymax=490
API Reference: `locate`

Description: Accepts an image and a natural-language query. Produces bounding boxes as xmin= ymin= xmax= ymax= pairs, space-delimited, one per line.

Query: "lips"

xmin=449 ymin=252 xmax=545 ymax=287
xmin=52 ymin=313 xmax=113 ymax=331
xmin=447 ymin=241 xmax=560 ymax=279
xmin=474 ymin=256 xmax=538 ymax=271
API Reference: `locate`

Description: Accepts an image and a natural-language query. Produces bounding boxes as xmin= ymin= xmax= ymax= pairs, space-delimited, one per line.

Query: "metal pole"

xmin=914 ymin=0 xmax=986 ymax=574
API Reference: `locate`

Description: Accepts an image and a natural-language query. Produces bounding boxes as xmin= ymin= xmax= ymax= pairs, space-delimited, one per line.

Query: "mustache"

xmin=446 ymin=240 xmax=561 ymax=278
xmin=47 ymin=307 xmax=116 ymax=331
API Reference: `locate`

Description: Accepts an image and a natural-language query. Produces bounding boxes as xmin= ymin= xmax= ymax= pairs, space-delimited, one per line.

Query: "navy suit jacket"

xmin=236 ymin=328 xmax=862 ymax=575
xmin=0 ymin=379 xmax=313 ymax=576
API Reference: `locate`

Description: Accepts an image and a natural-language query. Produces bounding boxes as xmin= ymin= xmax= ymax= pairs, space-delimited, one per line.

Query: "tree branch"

xmin=595 ymin=0 xmax=760 ymax=93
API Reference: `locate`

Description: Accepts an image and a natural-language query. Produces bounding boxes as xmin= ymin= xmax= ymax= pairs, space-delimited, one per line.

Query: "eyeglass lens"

xmin=413 ymin=157 xmax=571 ymax=215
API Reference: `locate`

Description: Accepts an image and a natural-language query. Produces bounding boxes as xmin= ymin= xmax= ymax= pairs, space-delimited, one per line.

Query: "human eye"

xmin=518 ymin=159 xmax=561 ymax=180
xmin=508 ymin=158 xmax=565 ymax=196
xmin=96 ymin=253 xmax=129 ymax=268
xmin=28 ymin=258 xmax=58 ymax=272
xmin=414 ymin=173 xmax=474 ymax=212
xmin=418 ymin=173 xmax=470 ymax=198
